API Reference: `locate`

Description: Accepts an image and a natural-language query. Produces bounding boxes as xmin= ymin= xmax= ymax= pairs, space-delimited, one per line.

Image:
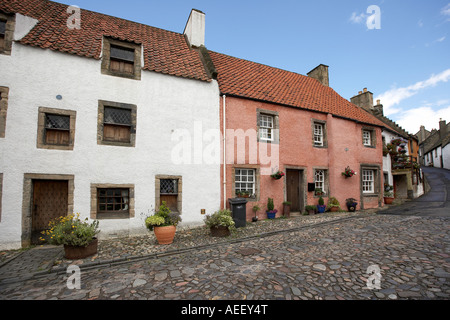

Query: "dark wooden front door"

xmin=286 ymin=169 xmax=303 ymax=213
xmin=32 ymin=180 xmax=68 ymax=244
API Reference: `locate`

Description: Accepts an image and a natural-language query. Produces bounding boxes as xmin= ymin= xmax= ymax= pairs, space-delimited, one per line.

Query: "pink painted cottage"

xmin=209 ymin=52 xmax=387 ymax=220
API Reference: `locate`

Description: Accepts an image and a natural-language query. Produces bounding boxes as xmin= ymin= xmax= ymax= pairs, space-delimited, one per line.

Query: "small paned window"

xmin=110 ymin=45 xmax=135 ymax=74
xmin=314 ymin=123 xmax=324 ymax=147
xmin=259 ymin=115 xmax=274 ymax=141
xmin=235 ymin=169 xmax=256 ymax=195
xmin=315 ymin=170 xmax=325 ymax=194
xmin=363 ymin=130 xmax=372 ymax=146
xmin=103 ymin=107 xmax=132 ymax=143
xmin=362 ymin=170 xmax=374 ymax=193
xmin=97 ymin=188 xmax=129 ymax=213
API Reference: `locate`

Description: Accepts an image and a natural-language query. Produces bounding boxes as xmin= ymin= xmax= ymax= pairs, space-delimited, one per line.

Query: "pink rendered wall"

xmin=221 ymin=96 xmax=383 ymax=221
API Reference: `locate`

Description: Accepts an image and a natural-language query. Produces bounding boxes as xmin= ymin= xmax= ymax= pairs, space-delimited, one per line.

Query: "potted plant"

xmin=341 ymin=166 xmax=357 ymax=178
xmin=317 ymin=196 xmax=326 ymax=213
xmin=145 ymin=201 xmax=182 ymax=245
xmin=266 ymin=198 xmax=278 ymax=219
xmin=252 ymin=204 xmax=261 ymax=222
xmin=41 ymin=213 xmax=100 ymax=260
xmin=384 ymin=184 xmax=395 ymax=204
xmin=204 ymin=209 xmax=235 ymax=237
xmin=345 ymin=198 xmax=358 ymax=212
xmin=282 ymin=201 xmax=291 ymax=218
xmin=305 ymin=205 xmax=316 ymax=215
xmin=271 ymin=171 xmax=285 ymax=180
xmin=327 ymin=197 xmax=341 ymax=212
xmin=314 ymin=188 xmax=325 ymax=196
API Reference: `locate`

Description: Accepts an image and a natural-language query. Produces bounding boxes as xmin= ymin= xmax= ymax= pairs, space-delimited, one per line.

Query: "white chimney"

xmin=184 ymin=9 xmax=205 ymax=48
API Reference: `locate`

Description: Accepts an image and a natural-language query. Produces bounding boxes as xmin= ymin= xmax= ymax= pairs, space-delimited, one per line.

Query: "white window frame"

xmin=235 ymin=169 xmax=256 ymax=195
xmin=363 ymin=130 xmax=372 ymax=146
xmin=362 ymin=170 xmax=374 ymax=194
xmin=315 ymin=170 xmax=325 ymax=193
xmin=314 ymin=123 xmax=324 ymax=147
xmin=259 ymin=114 xmax=274 ymax=142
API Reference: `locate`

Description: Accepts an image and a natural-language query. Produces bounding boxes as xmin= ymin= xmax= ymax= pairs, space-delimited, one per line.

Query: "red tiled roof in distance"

xmin=209 ymin=51 xmax=387 ymax=127
xmin=0 ymin=0 xmax=210 ymax=81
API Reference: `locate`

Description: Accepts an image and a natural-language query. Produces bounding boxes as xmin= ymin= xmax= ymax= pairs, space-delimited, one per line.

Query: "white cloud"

xmin=395 ymin=105 xmax=450 ymax=134
xmin=418 ymin=19 xmax=424 ymax=27
xmin=375 ymin=69 xmax=450 ymax=116
xmin=349 ymin=12 xmax=367 ymax=24
xmin=441 ymin=3 xmax=450 ymax=16
xmin=436 ymin=36 xmax=446 ymax=42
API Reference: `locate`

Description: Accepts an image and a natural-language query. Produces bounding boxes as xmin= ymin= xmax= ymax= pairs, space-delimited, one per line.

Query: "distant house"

xmin=351 ymin=90 xmax=424 ymax=200
xmin=0 ymin=1 xmax=220 ymax=249
xmin=209 ymin=53 xmax=387 ymax=220
xmin=417 ymin=119 xmax=450 ymax=170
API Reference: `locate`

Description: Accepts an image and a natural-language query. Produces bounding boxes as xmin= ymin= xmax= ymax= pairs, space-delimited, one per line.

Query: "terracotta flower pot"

xmin=210 ymin=226 xmax=231 ymax=238
xmin=384 ymin=197 xmax=394 ymax=205
xmin=329 ymin=207 xmax=339 ymax=212
xmin=154 ymin=225 xmax=176 ymax=245
xmin=64 ymin=238 xmax=98 ymax=260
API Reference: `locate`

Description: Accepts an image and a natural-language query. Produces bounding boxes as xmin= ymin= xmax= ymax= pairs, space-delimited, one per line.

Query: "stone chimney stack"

xmin=307 ymin=64 xmax=329 ymax=87
xmin=372 ymin=99 xmax=384 ymax=116
xmin=184 ymin=9 xmax=205 ymax=48
xmin=350 ymin=88 xmax=374 ymax=113
xmin=439 ymin=118 xmax=447 ymax=139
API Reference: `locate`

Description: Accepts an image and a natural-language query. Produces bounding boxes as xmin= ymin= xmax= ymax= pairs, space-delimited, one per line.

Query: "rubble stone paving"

xmin=0 ymin=213 xmax=449 ymax=300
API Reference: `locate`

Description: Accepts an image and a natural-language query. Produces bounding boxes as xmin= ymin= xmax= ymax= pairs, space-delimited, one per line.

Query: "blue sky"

xmin=68 ymin=0 xmax=450 ymax=134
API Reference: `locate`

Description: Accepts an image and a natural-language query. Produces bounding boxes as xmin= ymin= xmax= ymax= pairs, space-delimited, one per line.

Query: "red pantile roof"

xmin=0 ymin=0 xmax=210 ymax=81
xmin=209 ymin=51 xmax=387 ymax=127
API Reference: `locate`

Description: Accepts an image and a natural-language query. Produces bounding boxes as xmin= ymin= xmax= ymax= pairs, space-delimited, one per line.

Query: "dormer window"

xmin=0 ymin=12 xmax=14 ymax=55
xmin=101 ymin=37 xmax=142 ymax=80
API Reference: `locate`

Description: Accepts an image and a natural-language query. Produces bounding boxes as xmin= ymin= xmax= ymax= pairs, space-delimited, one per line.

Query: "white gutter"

xmin=223 ymin=94 xmax=227 ymax=209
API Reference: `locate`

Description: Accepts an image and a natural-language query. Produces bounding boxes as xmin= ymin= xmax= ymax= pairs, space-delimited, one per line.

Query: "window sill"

xmin=96 ymin=212 xmax=130 ymax=219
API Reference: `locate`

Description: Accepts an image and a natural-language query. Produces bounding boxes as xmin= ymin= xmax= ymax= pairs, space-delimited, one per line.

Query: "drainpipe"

xmin=223 ymin=95 xmax=227 ymax=209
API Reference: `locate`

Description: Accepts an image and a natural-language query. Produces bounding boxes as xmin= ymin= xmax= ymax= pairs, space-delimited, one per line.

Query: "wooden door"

xmin=286 ymin=170 xmax=303 ymax=212
xmin=32 ymin=180 xmax=68 ymax=244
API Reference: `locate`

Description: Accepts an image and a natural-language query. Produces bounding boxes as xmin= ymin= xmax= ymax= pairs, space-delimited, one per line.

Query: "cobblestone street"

xmin=0 ymin=213 xmax=449 ymax=301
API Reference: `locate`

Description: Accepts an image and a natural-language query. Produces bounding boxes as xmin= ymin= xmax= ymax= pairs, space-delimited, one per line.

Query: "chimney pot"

xmin=377 ymin=99 xmax=381 ymax=105
xmin=358 ymin=91 xmax=362 ymax=95
xmin=363 ymin=88 xmax=368 ymax=93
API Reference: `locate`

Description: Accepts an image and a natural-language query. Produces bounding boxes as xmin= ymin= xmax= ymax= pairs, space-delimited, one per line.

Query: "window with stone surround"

xmin=0 ymin=86 xmax=9 ymax=138
xmin=101 ymin=37 xmax=142 ymax=80
xmin=314 ymin=168 xmax=329 ymax=196
xmin=90 ymin=184 xmax=135 ymax=219
xmin=360 ymin=164 xmax=381 ymax=197
xmin=37 ymin=107 xmax=76 ymax=150
xmin=0 ymin=12 xmax=14 ymax=55
xmin=98 ymin=100 xmax=137 ymax=147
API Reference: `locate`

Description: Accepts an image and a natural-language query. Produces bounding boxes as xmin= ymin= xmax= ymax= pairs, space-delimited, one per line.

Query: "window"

xmin=314 ymin=123 xmax=324 ymax=147
xmin=98 ymin=100 xmax=137 ymax=147
xmin=98 ymin=188 xmax=129 ymax=213
xmin=363 ymin=130 xmax=371 ymax=146
xmin=90 ymin=184 xmax=135 ymax=219
xmin=45 ymin=114 xmax=70 ymax=145
xmin=0 ymin=86 xmax=8 ymax=138
xmin=104 ymin=106 xmax=132 ymax=143
xmin=101 ymin=37 xmax=141 ymax=80
xmin=110 ymin=45 xmax=135 ymax=74
xmin=155 ymin=175 xmax=182 ymax=213
xmin=0 ymin=12 xmax=14 ymax=55
xmin=362 ymin=170 xmax=374 ymax=193
xmin=235 ymin=169 xmax=256 ymax=195
xmin=37 ymin=107 xmax=76 ymax=150
xmin=256 ymin=109 xmax=279 ymax=144
xmin=259 ymin=114 xmax=274 ymax=141
xmin=314 ymin=169 xmax=325 ymax=194
xmin=0 ymin=19 xmax=5 ymax=48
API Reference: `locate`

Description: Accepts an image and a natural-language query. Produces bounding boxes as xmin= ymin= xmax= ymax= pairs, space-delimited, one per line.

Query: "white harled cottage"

xmin=0 ymin=0 xmax=220 ymax=249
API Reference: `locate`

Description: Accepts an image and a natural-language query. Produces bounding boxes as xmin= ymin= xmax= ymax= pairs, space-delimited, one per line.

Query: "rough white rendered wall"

xmin=0 ymin=43 xmax=221 ymax=249
xmin=442 ymin=144 xmax=450 ymax=170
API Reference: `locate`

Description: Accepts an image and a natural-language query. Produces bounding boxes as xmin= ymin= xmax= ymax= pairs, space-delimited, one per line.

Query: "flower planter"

xmin=384 ymin=197 xmax=394 ymax=205
xmin=346 ymin=203 xmax=358 ymax=212
xmin=283 ymin=204 xmax=291 ymax=218
xmin=64 ymin=238 xmax=98 ymax=260
xmin=154 ymin=225 xmax=176 ymax=245
xmin=210 ymin=226 xmax=231 ymax=238
xmin=317 ymin=205 xmax=326 ymax=213
xmin=266 ymin=211 xmax=277 ymax=219
xmin=329 ymin=206 xmax=339 ymax=212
